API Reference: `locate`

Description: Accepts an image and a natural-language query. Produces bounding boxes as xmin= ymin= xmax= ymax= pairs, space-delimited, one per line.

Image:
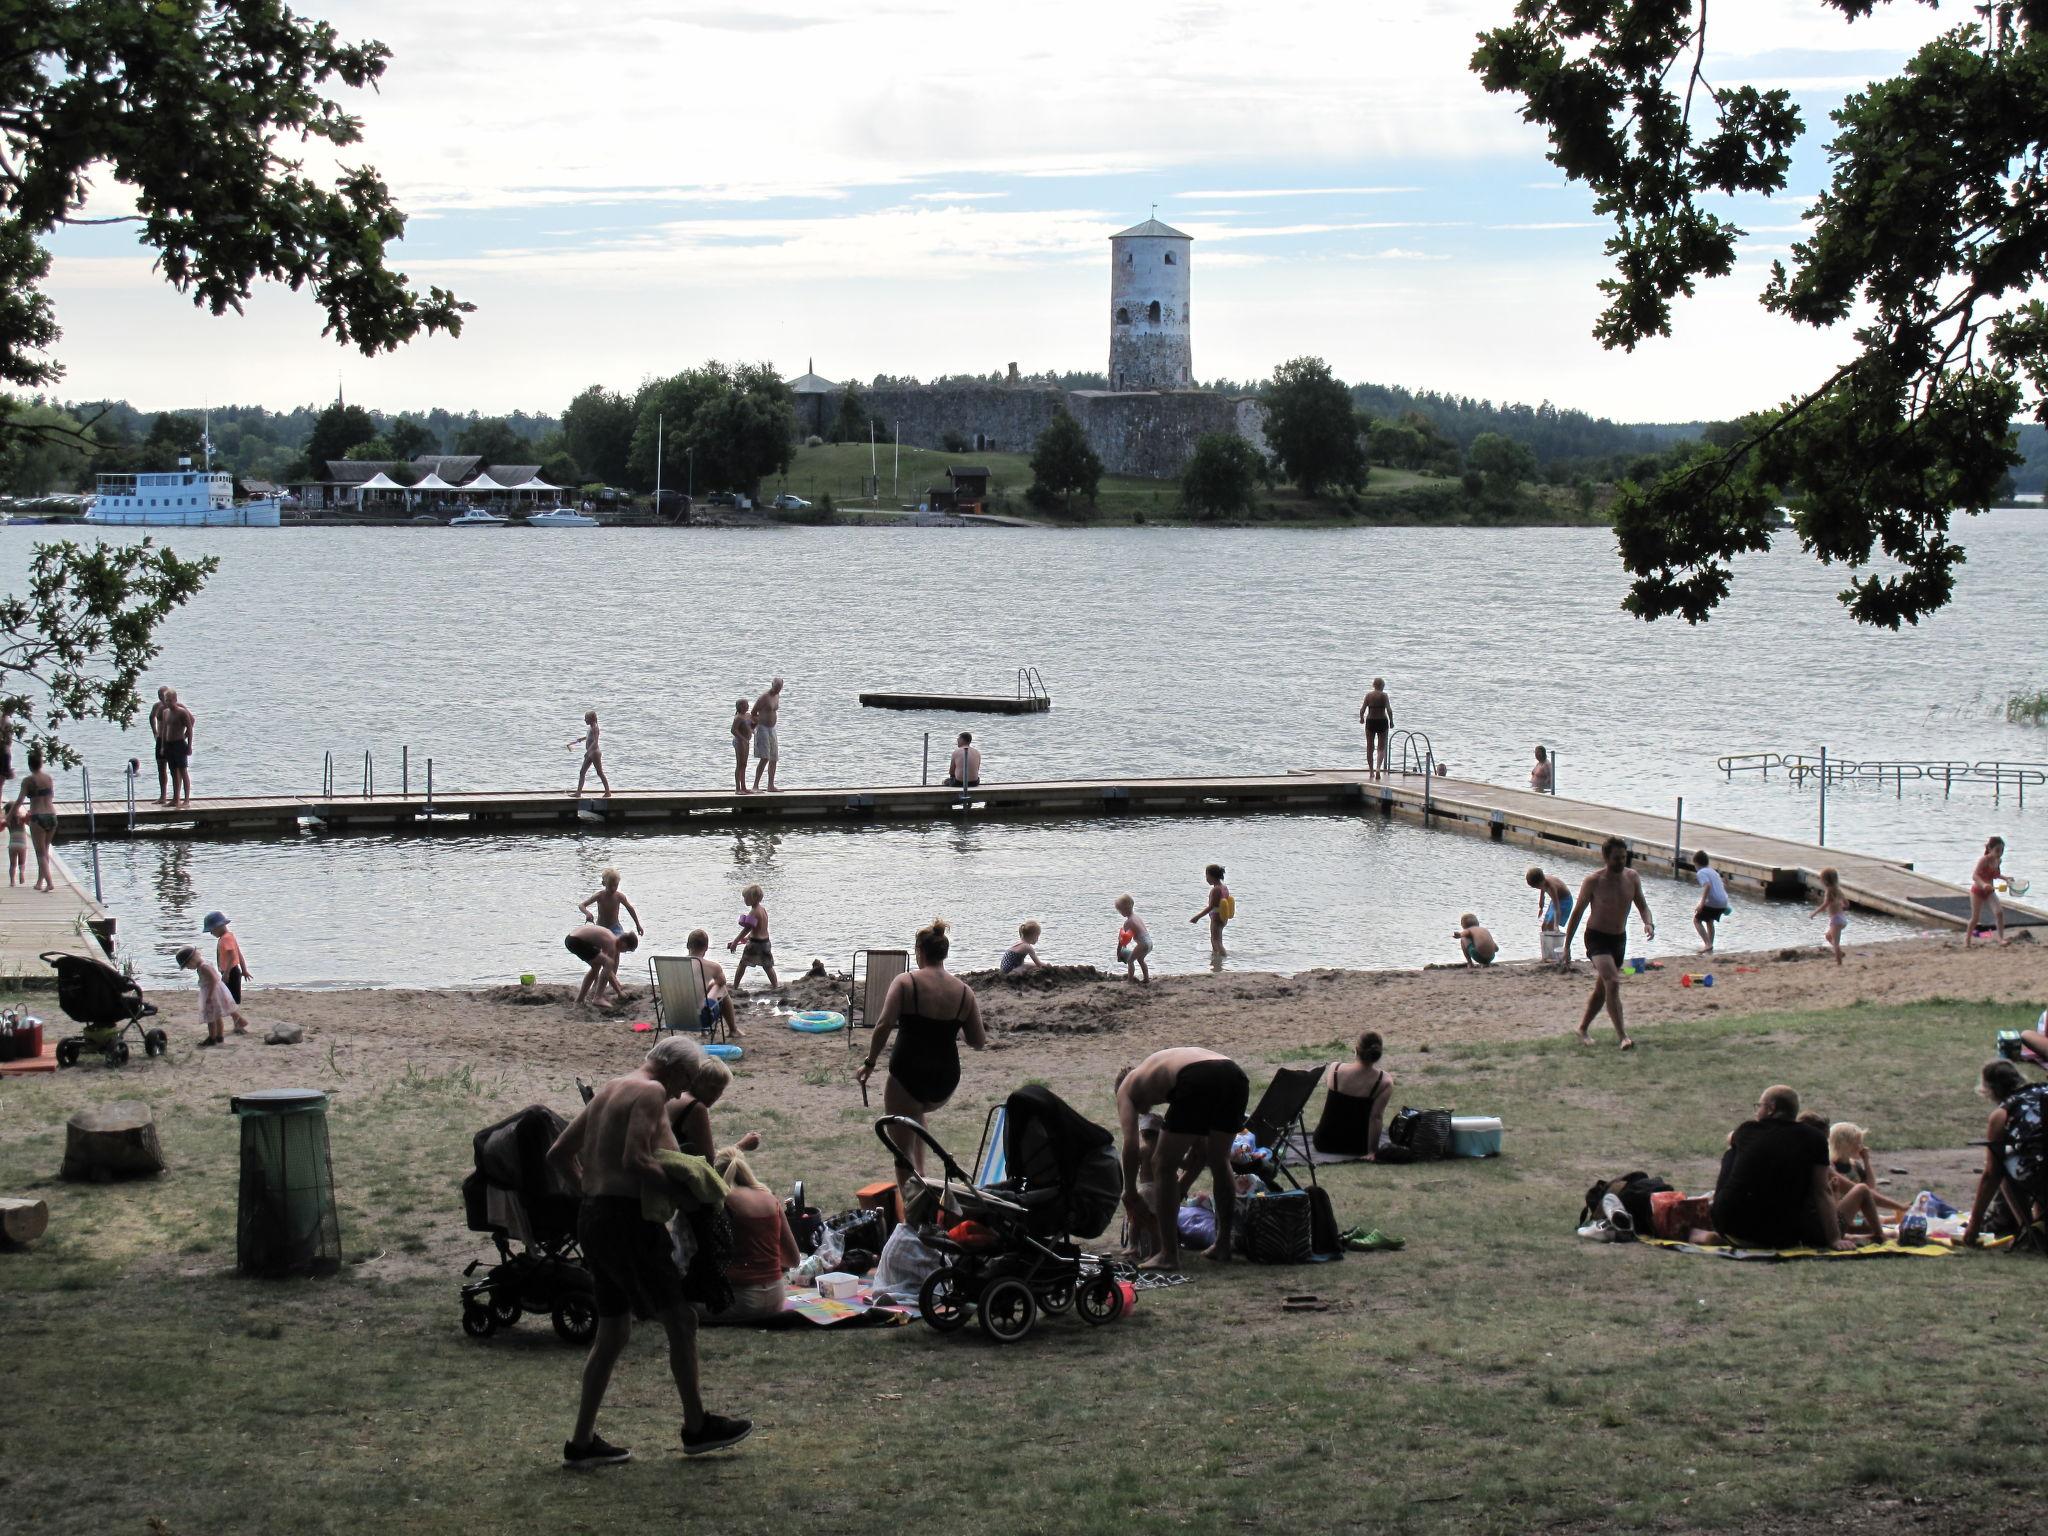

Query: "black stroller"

xmin=41 ymin=950 xmax=165 ymax=1067
xmin=876 ymin=1084 xmax=1128 ymax=1343
xmin=458 ymin=1105 xmax=597 ymax=1345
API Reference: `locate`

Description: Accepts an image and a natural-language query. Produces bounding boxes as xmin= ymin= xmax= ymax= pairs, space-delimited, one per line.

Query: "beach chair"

xmin=1245 ymin=1065 xmax=1328 ymax=1190
xmin=649 ymin=954 xmax=727 ymax=1043
xmin=846 ymin=948 xmax=909 ymax=1053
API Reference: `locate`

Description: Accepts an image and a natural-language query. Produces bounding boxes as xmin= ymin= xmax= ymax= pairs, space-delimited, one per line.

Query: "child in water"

xmin=1190 ymin=863 xmax=1234 ymax=958
xmin=1811 ymin=867 xmax=1848 ymax=965
xmin=579 ymin=868 xmax=645 ymax=938
xmin=1001 ymin=920 xmax=1044 ymax=978
xmin=728 ymin=883 xmax=778 ymax=991
xmin=1114 ymin=894 xmax=1152 ymax=985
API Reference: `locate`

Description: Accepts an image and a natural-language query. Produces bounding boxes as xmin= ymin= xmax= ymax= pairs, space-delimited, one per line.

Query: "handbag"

xmin=785 ymin=1179 xmax=825 ymax=1255
xmin=1236 ymin=1190 xmax=1314 ymax=1264
xmin=1305 ymin=1184 xmax=1344 ymax=1258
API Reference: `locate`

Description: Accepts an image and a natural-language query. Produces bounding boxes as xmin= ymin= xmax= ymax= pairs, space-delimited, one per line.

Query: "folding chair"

xmin=845 ymin=947 xmax=909 ymax=1053
xmin=648 ymin=954 xmax=727 ymax=1043
xmin=1244 ymin=1064 xmax=1328 ymax=1189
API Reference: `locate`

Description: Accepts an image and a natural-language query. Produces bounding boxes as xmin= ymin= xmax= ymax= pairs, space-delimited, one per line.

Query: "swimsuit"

xmin=1545 ymin=891 xmax=1573 ymax=927
xmin=999 ymin=947 xmax=1029 ymax=975
xmin=1312 ymin=1065 xmax=1385 ymax=1156
xmin=31 ymin=811 xmax=55 ymax=833
xmin=579 ymin=1195 xmax=686 ymax=1320
xmin=1583 ymin=928 xmax=1627 ymax=966
xmin=741 ymin=939 xmax=775 ymax=967
xmin=1163 ymin=1058 xmax=1251 ymax=1136
xmin=164 ymin=740 xmax=191 ymax=770
xmin=564 ymin=933 xmax=602 ymax=965
xmin=753 ymin=723 xmax=779 ymax=761
xmin=1462 ymin=936 xmax=1495 ymax=966
xmin=888 ymin=973 xmax=971 ymax=1107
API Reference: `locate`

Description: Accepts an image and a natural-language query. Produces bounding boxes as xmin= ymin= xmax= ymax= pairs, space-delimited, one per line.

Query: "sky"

xmin=40 ymin=0 xmax=1964 ymax=425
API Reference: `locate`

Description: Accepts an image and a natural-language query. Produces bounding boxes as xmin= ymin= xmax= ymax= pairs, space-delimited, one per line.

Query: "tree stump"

xmin=0 ymin=1196 xmax=50 ymax=1248
xmin=61 ymin=1100 xmax=165 ymax=1182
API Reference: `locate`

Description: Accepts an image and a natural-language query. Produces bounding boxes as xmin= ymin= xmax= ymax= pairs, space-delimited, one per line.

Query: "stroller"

xmin=41 ymin=950 xmax=166 ymax=1067
xmin=876 ymin=1084 xmax=1128 ymax=1343
xmin=458 ymin=1105 xmax=597 ymax=1345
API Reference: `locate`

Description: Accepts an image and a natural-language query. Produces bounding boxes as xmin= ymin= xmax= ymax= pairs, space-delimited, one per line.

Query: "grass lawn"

xmin=3 ymin=993 xmax=2043 ymax=1533
xmin=762 ymin=443 xmax=1600 ymax=527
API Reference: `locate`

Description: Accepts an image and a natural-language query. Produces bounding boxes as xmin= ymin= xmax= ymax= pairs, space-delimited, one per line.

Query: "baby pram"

xmin=41 ymin=950 xmax=166 ymax=1067
xmin=458 ymin=1104 xmax=597 ymax=1345
xmin=875 ymin=1084 xmax=1128 ymax=1343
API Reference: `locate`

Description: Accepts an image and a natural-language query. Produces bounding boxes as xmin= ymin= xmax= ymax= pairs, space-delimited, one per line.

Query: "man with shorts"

xmin=566 ymin=922 xmax=638 ymax=1007
xmin=1115 ymin=1046 xmax=1250 ymax=1268
xmin=1358 ymin=677 xmax=1392 ymax=781
xmin=160 ymin=688 xmax=194 ymax=805
xmin=148 ymin=687 xmax=171 ymax=803
xmin=1561 ymin=836 xmax=1654 ymax=1049
xmin=750 ymin=677 xmax=783 ymax=793
xmin=546 ymin=1036 xmax=753 ymax=1468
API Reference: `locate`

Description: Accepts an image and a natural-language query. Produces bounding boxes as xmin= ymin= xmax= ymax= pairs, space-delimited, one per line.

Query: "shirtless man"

xmin=546 ymin=1036 xmax=753 ymax=1468
xmin=1358 ymin=677 xmax=1393 ymax=781
xmin=1115 ymin=1046 xmax=1250 ymax=1268
xmin=945 ymin=731 xmax=981 ymax=788
xmin=147 ymin=687 xmax=172 ymax=802
xmin=570 ymin=710 xmax=610 ymax=798
xmin=750 ymin=678 xmax=783 ymax=793
xmin=566 ymin=922 xmax=638 ymax=1006
xmin=160 ymin=688 xmax=195 ymax=805
xmin=730 ymin=699 xmax=753 ymax=795
xmin=11 ymin=748 xmax=56 ymax=892
xmin=1560 ymin=836 xmax=1655 ymax=1049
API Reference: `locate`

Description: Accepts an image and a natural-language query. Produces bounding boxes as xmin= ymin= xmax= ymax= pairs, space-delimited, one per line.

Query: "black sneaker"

xmin=563 ymin=1434 xmax=631 ymax=1469
xmin=681 ymin=1414 xmax=754 ymax=1456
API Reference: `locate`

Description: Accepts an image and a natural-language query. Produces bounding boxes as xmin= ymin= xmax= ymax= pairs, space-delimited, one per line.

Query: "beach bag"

xmin=1578 ymin=1172 xmax=1672 ymax=1236
xmin=1389 ymin=1107 xmax=1453 ymax=1162
xmin=871 ymin=1223 xmax=944 ymax=1304
xmin=1236 ymin=1190 xmax=1314 ymax=1264
xmin=785 ymin=1180 xmax=825 ymax=1255
xmin=1305 ymin=1184 xmax=1344 ymax=1259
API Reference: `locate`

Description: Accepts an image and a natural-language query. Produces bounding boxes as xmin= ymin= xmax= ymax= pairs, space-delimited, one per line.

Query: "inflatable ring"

xmin=705 ymin=1042 xmax=744 ymax=1061
xmin=790 ymin=1009 xmax=847 ymax=1034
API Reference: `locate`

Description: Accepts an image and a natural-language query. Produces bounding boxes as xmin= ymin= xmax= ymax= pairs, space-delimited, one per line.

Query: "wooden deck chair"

xmin=649 ymin=953 xmax=726 ymax=1042
xmin=846 ymin=948 xmax=909 ymax=1052
xmin=1244 ymin=1065 xmax=1328 ymax=1189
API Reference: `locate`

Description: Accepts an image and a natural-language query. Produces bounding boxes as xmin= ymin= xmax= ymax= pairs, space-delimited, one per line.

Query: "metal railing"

xmin=1391 ymin=729 xmax=1436 ymax=778
xmin=319 ymin=747 xmax=429 ymax=805
xmin=1719 ymin=751 xmax=2045 ymax=806
xmin=1016 ymin=666 xmax=1048 ymax=705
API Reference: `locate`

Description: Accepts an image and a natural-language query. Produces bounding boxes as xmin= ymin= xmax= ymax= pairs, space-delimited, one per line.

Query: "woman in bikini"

xmin=856 ymin=918 xmax=986 ymax=1194
xmin=1312 ymin=1031 xmax=1395 ymax=1158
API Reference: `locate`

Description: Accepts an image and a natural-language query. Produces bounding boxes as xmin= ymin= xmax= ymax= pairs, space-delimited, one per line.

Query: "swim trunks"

xmin=1545 ymin=892 xmax=1574 ymax=928
xmin=1583 ymin=928 xmax=1626 ymax=967
xmin=1163 ymin=1059 xmax=1250 ymax=1136
xmin=1699 ymin=904 xmax=1730 ymax=922
xmin=164 ymin=741 xmax=191 ymax=770
xmin=1462 ymin=938 xmax=1495 ymax=966
xmin=578 ymin=1195 xmax=686 ymax=1320
xmin=753 ymin=724 xmax=779 ymax=761
xmin=742 ymin=939 xmax=775 ymax=968
xmin=1365 ymin=719 xmax=1389 ymax=738
xmin=564 ymin=933 xmax=602 ymax=965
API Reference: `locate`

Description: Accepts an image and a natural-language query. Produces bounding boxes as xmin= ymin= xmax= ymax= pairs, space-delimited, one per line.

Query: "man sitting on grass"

xmin=1709 ymin=1085 xmax=1857 ymax=1251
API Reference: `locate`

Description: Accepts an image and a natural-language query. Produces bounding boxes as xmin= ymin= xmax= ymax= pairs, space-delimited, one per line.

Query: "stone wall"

xmin=1067 ymin=391 xmax=1255 ymax=479
xmin=861 ymin=385 xmax=1067 ymax=459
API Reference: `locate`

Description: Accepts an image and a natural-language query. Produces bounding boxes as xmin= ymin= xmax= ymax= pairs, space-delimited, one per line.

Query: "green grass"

xmin=4 ymin=999 xmax=2045 ymax=1533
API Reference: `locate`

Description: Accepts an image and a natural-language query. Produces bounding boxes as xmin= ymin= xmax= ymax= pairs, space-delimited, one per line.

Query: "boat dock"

xmin=0 ymin=851 xmax=116 ymax=982
xmin=859 ymin=691 xmax=1050 ymax=714
xmin=41 ymin=770 xmax=2038 ymax=933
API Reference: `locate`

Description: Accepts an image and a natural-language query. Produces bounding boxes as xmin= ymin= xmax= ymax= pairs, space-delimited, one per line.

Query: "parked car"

xmin=771 ymin=494 xmax=811 ymax=511
xmin=706 ymin=491 xmax=738 ymax=507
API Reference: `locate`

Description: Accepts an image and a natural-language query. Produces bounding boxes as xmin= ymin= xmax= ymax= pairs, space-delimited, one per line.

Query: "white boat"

xmin=525 ymin=507 xmax=599 ymax=527
xmin=448 ymin=509 xmax=510 ymax=527
xmin=86 ymin=465 xmax=280 ymax=528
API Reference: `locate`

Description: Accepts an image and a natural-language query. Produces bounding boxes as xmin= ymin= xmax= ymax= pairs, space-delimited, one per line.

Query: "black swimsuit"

xmin=888 ymin=974 xmax=971 ymax=1108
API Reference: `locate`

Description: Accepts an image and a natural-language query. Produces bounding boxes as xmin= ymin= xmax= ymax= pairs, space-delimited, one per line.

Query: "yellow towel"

xmin=641 ymin=1150 xmax=728 ymax=1224
xmin=1639 ymin=1236 xmax=1967 ymax=1260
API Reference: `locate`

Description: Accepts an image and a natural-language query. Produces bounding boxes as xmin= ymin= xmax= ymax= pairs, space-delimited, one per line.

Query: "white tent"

xmin=355 ymin=472 xmax=404 ymax=491
xmin=460 ymin=473 xmax=509 ymax=493
xmin=411 ymin=471 xmax=458 ymax=492
xmin=509 ymin=476 xmax=559 ymax=492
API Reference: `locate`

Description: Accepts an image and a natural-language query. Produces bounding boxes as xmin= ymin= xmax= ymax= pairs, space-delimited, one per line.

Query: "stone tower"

xmin=1108 ymin=217 xmax=1192 ymax=391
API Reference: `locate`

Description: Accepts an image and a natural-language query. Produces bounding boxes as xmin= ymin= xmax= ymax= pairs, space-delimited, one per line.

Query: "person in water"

xmin=1114 ymin=893 xmax=1152 ymax=984
xmin=857 ymin=918 xmax=986 ymax=1197
xmin=1190 ymin=863 xmax=1233 ymax=958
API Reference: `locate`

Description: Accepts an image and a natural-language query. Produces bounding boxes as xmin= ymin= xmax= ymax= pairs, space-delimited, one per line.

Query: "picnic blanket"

xmin=1639 ymin=1236 xmax=1967 ymax=1261
xmin=1278 ymin=1130 xmax=1367 ymax=1167
xmin=767 ymin=1288 xmax=912 ymax=1328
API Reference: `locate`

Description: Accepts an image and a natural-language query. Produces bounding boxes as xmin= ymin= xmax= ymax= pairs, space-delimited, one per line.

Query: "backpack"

xmin=1388 ymin=1107 xmax=1454 ymax=1162
xmin=1236 ymin=1190 xmax=1314 ymax=1264
xmin=1578 ymin=1172 xmax=1673 ymax=1237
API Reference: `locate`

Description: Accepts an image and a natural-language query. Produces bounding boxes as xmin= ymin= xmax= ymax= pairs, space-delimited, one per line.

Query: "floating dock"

xmin=858 ymin=691 xmax=1051 ymax=714
xmin=41 ymin=770 xmax=2041 ymax=934
xmin=0 ymin=850 xmax=116 ymax=981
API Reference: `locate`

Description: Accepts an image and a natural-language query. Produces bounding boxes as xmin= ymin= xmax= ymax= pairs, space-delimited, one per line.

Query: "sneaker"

xmin=1600 ymin=1192 xmax=1635 ymax=1234
xmin=563 ymin=1434 xmax=631 ymax=1469
xmin=681 ymin=1413 xmax=754 ymax=1456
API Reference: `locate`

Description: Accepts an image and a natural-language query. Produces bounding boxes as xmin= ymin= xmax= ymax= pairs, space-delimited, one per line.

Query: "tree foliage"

xmin=306 ymin=402 xmax=378 ymax=470
xmin=1466 ymin=431 xmax=1537 ymax=500
xmin=562 ymin=386 xmax=636 ymax=487
xmin=455 ymin=417 xmax=527 ymax=469
xmin=1028 ymin=411 xmax=1103 ymax=512
xmin=2 ymin=539 xmax=216 ymax=767
xmin=628 ymin=364 xmax=796 ymax=498
xmin=1262 ymin=357 xmax=1368 ymax=497
xmin=0 ymin=398 xmax=93 ymax=493
xmin=1473 ymin=1 xmax=2048 ymax=626
xmin=1180 ymin=432 xmax=1266 ymax=519
xmin=830 ymin=383 xmax=869 ymax=445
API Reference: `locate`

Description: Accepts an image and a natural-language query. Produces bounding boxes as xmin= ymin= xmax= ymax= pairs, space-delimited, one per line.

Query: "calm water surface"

xmin=4 ymin=515 xmax=2040 ymax=986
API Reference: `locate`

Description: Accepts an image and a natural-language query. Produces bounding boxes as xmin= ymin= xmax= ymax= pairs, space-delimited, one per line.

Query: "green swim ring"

xmin=790 ymin=1010 xmax=847 ymax=1033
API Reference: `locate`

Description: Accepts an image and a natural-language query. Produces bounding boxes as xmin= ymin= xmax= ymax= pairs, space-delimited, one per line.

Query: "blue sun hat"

xmin=202 ymin=911 xmax=228 ymax=932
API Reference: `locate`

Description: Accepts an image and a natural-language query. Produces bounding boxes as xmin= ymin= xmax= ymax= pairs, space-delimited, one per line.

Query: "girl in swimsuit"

xmin=1968 ymin=836 xmax=2008 ymax=948
xmin=1811 ymin=866 xmax=1849 ymax=966
xmin=856 ymin=918 xmax=986 ymax=1194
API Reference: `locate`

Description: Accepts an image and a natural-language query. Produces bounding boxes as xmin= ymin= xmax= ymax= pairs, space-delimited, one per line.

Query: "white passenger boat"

xmin=524 ymin=507 xmax=599 ymax=527
xmin=86 ymin=464 xmax=280 ymax=528
xmin=448 ymin=509 xmax=510 ymax=527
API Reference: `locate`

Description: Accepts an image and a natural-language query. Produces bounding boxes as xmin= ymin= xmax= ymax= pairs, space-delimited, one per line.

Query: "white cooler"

xmin=1450 ymin=1115 xmax=1503 ymax=1158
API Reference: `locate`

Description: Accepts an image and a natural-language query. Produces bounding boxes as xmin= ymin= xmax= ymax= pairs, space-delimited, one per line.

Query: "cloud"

xmin=1486 ymin=221 xmax=1600 ymax=231
xmin=909 ymin=189 xmax=1011 ymax=201
xmin=682 ymin=8 xmax=833 ymax=30
xmin=1175 ymin=186 xmax=1423 ymax=199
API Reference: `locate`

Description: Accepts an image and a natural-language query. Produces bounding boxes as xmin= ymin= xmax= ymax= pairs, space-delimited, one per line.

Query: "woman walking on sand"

xmin=856 ymin=918 xmax=986 ymax=1194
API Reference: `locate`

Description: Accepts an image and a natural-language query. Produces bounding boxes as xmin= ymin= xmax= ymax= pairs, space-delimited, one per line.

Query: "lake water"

xmin=5 ymin=514 xmax=2042 ymax=986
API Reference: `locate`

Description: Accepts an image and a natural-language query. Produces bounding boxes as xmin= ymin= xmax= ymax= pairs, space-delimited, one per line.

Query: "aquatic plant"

xmin=2005 ymin=689 xmax=2048 ymax=726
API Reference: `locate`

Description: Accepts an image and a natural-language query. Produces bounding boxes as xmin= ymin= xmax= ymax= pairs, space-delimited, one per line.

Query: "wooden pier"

xmin=0 ymin=850 xmax=116 ymax=982
xmin=38 ymin=770 xmax=2039 ymax=934
xmin=859 ymin=690 xmax=1051 ymax=714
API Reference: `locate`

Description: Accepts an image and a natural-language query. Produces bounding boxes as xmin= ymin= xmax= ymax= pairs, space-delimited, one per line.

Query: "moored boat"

xmin=86 ymin=463 xmax=280 ymax=528
xmin=525 ymin=507 xmax=599 ymax=527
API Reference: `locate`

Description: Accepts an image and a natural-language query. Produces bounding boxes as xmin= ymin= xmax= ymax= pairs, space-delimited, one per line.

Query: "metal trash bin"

xmin=231 ymin=1088 xmax=341 ymax=1277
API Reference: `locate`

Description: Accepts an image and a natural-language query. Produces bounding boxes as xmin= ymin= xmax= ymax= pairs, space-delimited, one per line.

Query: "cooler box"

xmin=1450 ymin=1115 xmax=1503 ymax=1158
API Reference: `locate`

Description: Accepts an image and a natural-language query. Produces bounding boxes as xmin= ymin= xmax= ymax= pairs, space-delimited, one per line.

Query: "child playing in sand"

xmin=177 ymin=944 xmax=250 ymax=1046
xmin=1526 ymin=866 xmax=1573 ymax=931
xmin=204 ymin=911 xmax=252 ymax=1003
xmin=568 ymin=709 xmax=610 ymax=797
xmin=579 ymin=868 xmax=645 ymax=938
xmin=1189 ymin=864 xmax=1233 ymax=958
xmin=1453 ymin=913 xmax=1498 ymax=967
xmin=727 ymin=884 xmax=779 ymax=991
xmin=1691 ymin=850 xmax=1731 ymax=953
xmin=1001 ymin=920 xmax=1044 ymax=977
xmin=5 ymin=802 xmax=25 ymax=886
xmin=1114 ymin=894 xmax=1152 ymax=984
xmin=1811 ymin=867 xmax=1848 ymax=965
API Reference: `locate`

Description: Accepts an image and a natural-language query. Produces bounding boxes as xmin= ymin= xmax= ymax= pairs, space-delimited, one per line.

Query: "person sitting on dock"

xmin=1529 ymin=745 xmax=1552 ymax=792
xmin=567 ymin=922 xmax=638 ymax=1007
xmin=1454 ymin=913 xmax=1497 ymax=967
xmin=1116 ymin=1047 xmax=1250 ymax=1268
xmin=1358 ymin=677 xmax=1393 ymax=781
xmin=1560 ymin=836 xmax=1654 ymax=1050
xmin=161 ymin=688 xmax=194 ymax=806
xmin=1000 ymin=920 xmax=1044 ymax=977
xmin=729 ymin=700 xmax=753 ymax=795
xmin=1527 ymin=866 xmax=1573 ymax=932
xmin=945 ymin=732 xmax=981 ymax=788
xmin=726 ymin=885 xmax=779 ymax=992
xmin=580 ymin=868 xmax=645 ymax=939
xmin=1968 ymin=836 xmax=2010 ymax=948
xmin=570 ymin=710 xmax=611 ymax=799
xmin=11 ymin=748 xmax=55 ymax=893
xmin=1691 ymin=850 xmax=1732 ymax=953
xmin=750 ymin=678 xmax=783 ymax=793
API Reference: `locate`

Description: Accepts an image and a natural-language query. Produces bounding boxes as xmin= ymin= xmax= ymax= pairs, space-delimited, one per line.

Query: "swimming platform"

xmin=37 ymin=770 xmax=2042 ymax=938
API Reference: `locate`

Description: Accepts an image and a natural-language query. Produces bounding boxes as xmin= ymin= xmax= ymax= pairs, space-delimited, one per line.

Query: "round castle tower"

xmin=1108 ymin=217 xmax=1192 ymax=391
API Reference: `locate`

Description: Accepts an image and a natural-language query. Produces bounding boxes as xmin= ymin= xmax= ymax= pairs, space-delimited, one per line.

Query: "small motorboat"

xmin=525 ymin=507 xmax=599 ymax=528
xmin=449 ymin=508 xmax=510 ymax=527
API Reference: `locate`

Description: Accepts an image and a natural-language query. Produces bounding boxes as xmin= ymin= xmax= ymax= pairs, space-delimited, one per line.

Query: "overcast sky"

xmin=42 ymin=0 xmax=1959 ymax=424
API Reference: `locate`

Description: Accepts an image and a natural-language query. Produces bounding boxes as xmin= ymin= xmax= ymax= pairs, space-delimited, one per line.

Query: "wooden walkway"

xmin=0 ymin=849 xmax=115 ymax=983
xmin=40 ymin=769 xmax=2038 ymax=934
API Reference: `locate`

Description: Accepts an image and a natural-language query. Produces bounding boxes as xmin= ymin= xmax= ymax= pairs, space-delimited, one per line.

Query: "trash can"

xmin=231 ymin=1089 xmax=341 ymax=1277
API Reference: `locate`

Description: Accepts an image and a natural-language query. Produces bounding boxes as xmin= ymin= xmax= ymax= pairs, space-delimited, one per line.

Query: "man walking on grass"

xmin=1560 ymin=836 xmax=1654 ymax=1050
xmin=547 ymin=1036 xmax=753 ymax=1468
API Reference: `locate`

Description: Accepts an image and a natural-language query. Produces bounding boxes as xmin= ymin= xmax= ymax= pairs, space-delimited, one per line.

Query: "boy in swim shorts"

xmin=1114 ymin=893 xmax=1152 ymax=984
xmin=1190 ymin=863 xmax=1233 ymax=958
xmin=1115 ymin=1047 xmax=1250 ymax=1268
xmin=580 ymin=868 xmax=645 ymax=938
xmin=1454 ymin=913 xmax=1497 ymax=967
xmin=727 ymin=884 xmax=779 ymax=991
xmin=1527 ymin=866 xmax=1574 ymax=931
xmin=1691 ymin=850 xmax=1732 ymax=953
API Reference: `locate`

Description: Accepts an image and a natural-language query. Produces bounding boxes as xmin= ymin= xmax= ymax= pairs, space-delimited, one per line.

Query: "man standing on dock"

xmin=160 ymin=689 xmax=195 ymax=807
xmin=148 ymin=687 xmax=173 ymax=803
xmin=1561 ymin=836 xmax=1654 ymax=1050
xmin=1359 ymin=677 xmax=1393 ymax=781
xmin=750 ymin=678 xmax=783 ymax=793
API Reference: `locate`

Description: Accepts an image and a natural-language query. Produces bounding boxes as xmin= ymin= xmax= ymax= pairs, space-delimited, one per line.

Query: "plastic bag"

xmin=1176 ymin=1202 xmax=1217 ymax=1249
xmin=870 ymin=1222 xmax=943 ymax=1304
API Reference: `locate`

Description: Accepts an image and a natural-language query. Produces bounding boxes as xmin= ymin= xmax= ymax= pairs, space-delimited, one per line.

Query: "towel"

xmin=1639 ymin=1236 xmax=1969 ymax=1261
xmin=641 ymin=1150 xmax=728 ymax=1224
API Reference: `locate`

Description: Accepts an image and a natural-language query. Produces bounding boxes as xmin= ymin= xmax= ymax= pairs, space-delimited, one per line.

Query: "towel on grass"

xmin=774 ymin=1290 xmax=912 ymax=1328
xmin=1278 ymin=1131 xmax=1369 ymax=1167
xmin=1639 ymin=1236 xmax=1966 ymax=1261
